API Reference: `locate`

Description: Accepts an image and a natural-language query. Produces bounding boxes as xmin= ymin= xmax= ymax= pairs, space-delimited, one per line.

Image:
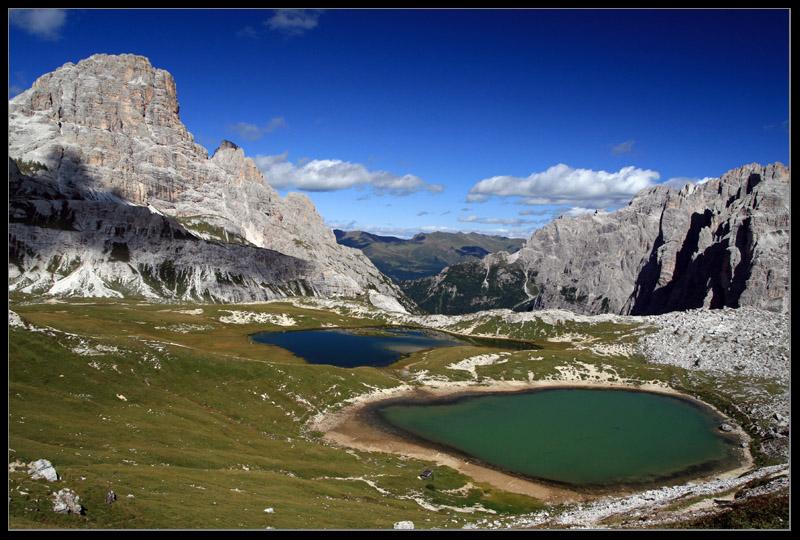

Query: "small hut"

xmin=419 ymin=469 xmax=434 ymax=480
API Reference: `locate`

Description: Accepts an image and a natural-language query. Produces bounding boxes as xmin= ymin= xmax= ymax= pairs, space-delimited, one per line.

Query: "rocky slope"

xmin=403 ymin=163 xmax=790 ymax=316
xmin=8 ymin=53 xmax=407 ymax=307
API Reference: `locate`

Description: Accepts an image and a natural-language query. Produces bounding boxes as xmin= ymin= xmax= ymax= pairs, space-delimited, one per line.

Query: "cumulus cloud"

xmin=517 ymin=208 xmax=553 ymax=216
xmin=265 ymin=9 xmax=322 ymax=36
xmin=255 ymin=152 xmax=444 ymax=196
xmin=561 ymin=206 xmax=598 ymax=218
xmin=467 ymin=164 xmax=661 ymax=208
xmin=9 ymin=8 xmax=67 ymax=40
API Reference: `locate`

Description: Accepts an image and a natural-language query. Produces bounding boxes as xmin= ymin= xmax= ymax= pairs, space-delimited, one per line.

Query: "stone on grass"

xmin=53 ymin=488 xmax=82 ymax=515
xmin=28 ymin=459 xmax=58 ymax=482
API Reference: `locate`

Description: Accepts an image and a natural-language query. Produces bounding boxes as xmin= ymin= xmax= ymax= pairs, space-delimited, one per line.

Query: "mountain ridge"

xmin=8 ymin=53 xmax=410 ymax=309
xmin=401 ymin=162 xmax=790 ymax=316
xmin=8 ymin=53 xmax=789 ymax=319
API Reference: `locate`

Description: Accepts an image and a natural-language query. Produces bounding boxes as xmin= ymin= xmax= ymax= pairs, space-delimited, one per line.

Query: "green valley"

xmin=8 ymin=295 xmax=788 ymax=529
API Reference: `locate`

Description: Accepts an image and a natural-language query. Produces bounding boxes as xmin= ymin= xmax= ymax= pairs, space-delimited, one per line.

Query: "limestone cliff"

xmin=402 ymin=163 xmax=790 ymax=316
xmin=8 ymin=53 xmax=407 ymax=307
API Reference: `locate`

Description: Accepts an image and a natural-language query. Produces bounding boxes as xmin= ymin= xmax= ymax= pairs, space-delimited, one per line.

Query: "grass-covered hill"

xmin=8 ymin=297 xmax=549 ymax=529
xmin=399 ymin=257 xmax=537 ymax=315
xmin=334 ymin=230 xmax=524 ymax=282
xmin=8 ymin=295 xmax=788 ymax=529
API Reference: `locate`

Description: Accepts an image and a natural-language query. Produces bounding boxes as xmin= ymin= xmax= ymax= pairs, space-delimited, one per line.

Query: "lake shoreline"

xmin=310 ymin=378 xmax=754 ymax=505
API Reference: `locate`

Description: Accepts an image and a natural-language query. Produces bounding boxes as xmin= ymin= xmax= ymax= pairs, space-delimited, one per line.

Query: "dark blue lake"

xmin=250 ymin=326 xmax=537 ymax=368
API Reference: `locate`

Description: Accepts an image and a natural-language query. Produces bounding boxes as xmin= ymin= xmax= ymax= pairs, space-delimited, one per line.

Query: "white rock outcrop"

xmin=52 ymin=488 xmax=82 ymax=515
xmin=28 ymin=459 xmax=59 ymax=482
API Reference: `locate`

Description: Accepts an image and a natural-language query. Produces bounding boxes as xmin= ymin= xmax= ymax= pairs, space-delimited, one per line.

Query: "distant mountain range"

xmin=334 ymin=230 xmax=525 ymax=281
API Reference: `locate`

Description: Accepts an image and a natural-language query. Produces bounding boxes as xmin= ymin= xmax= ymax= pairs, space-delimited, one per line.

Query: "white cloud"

xmin=611 ymin=139 xmax=636 ymax=155
xmin=227 ymin=118 xmax=287 ymax=141
xmin=517 ymin=208 xmax=553 ymax=216
xmin=9 ymin=8 xmax=67 ymax=40
xmin=661 ymin=176 xmax=716 ymax=189
xmin=265 ymin=9 xmax=322 ymax=36
xmin=255 ymin=152 xmax=444 ymax=196
xmin=467 ymin=164 xmax=661 ymax=208
xmin=561 ymin=207 xmax=598 ymax=218
xmin=458 ymin=215 xmax=535 ymax=227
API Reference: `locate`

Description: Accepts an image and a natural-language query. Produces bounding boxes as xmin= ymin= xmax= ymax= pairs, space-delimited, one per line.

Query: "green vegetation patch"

xmin=8 ymin=297 xmax=784 ymax=529
xmin=14 ymin=157 xmax=49 ymax=176
xmin=662 ymin=492 xmax=789 ymax=529
xmin=10 ymin=299 xmax=555 ymax=529
xmin=401 ymin=260 xmax=535 ymax=315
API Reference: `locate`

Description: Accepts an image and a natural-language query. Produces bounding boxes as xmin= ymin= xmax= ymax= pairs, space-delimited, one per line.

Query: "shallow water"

xmin=377 ymin=388 xmax=741 ymax=487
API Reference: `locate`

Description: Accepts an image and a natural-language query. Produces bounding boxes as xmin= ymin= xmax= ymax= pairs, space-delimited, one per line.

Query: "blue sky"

xmin=9 ymin=8 xmax=790 ymax=238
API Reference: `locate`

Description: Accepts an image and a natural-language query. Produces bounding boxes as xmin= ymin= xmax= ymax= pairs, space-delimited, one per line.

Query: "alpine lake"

xmin=250 ymin=325 xmax=536 ymax=368
xmin=252 ymin=325 xmax=744 ymax=492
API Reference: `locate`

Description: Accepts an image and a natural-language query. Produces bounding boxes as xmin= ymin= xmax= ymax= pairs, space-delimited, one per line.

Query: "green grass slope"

xmin=9 ymin=296 xmax=787 ymax=529
xmin=9 ymin=298 xmax=548 ymax=529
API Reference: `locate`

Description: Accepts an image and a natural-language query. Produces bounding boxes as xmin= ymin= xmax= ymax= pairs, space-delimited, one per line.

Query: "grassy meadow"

xmin=8 ymin=296 xmax=784 ymax=529
xmin=9 ymin=297 xmax=549 ymax=529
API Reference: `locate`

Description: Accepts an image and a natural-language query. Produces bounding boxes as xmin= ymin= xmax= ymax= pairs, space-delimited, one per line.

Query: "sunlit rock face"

xmin=8 ymin=53 xmax=407 ymax=308
xmin=404 ymin=162 xmax=790 ymax=316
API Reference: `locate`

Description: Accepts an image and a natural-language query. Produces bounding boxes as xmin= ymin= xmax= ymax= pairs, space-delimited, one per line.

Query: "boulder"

xmin=52 ymin=488 xmax=82 ymax=514
xmin=28 ymin=459 xmax=58 ymax=482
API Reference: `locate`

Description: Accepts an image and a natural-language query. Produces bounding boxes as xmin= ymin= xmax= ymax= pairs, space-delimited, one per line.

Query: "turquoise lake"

xmin=251 ymin=326 xmax=538 ymax=368
xmin=377 ymin=388 xmax=741 ymax=488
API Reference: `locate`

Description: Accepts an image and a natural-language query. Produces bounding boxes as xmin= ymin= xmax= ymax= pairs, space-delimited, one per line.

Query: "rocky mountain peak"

xmin=213 ymin=139 xmax=241 ymax=155
xmin=9 ymin=53 xmax=408 ymax=308
xmin=403 ymin=162 xmax=789 ymax=317
xmin=21 ymin=53 xmax=192 ymax=148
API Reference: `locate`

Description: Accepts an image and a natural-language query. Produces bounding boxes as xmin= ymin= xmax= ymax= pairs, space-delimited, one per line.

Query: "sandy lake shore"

xmin=310 ymin=376 xmax=754 ymax=506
